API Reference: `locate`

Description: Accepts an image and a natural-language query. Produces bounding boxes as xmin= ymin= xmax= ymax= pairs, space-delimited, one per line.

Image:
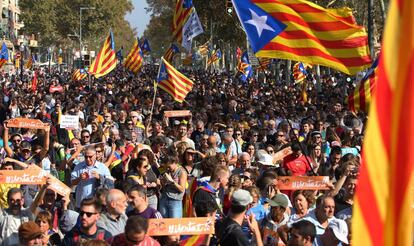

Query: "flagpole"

xmin=145 ymin=80 xmax=158 ymax=139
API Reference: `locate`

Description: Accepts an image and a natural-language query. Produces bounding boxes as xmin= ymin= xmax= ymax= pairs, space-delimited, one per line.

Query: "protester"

xmin=62 ymin=198 xmax=112 ymax=245
xmin=0 ymin=59 xmax=364 ymax=246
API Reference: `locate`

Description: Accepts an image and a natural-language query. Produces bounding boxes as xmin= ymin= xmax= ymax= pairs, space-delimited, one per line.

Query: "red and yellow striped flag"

xmin=71 ymin=68 xmax=88 ymax=81
xmin=253 ymin=0 xmax=372 ymax=75
xmin=157 ymin=57 xmax=193 ymax=103
xmin=123 ymin=38 xmax=143 ymax=74
xmin=257 ymin=57 xmax=271 ymax=71
xmin=352 ymin=0 xmax=413 ymax=245
xmin=88 ymin=31 xmax=117 ymax=78
xmin=172 ymin=0 xmax=194 ymax=44
xmin=347 ymin=59 xmax=378 ymax=113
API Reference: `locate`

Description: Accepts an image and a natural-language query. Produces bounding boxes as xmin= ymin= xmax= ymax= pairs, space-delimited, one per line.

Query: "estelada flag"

xmin=123 ymin=38 xmax=143 ymax=74
xmin=157 ymin=57 xmax=193 ymax=103
xmin=352 ymin=0 xmax=414 ymax=245
xmin=0 ymin=42 xmax=8 ymax=68
xmin=232 ymin=0 xmax=372 ymax=75
xmin=88 ymin=31 xmax=117 ymax=78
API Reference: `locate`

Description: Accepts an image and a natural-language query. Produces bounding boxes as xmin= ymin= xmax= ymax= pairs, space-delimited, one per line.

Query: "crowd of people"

xmin=0 ymin=63 xmax=365 ymax=245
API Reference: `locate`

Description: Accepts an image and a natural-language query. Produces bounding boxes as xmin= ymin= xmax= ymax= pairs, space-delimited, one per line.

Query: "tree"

xmin=20 ymin=0 xmax=137 ymax=53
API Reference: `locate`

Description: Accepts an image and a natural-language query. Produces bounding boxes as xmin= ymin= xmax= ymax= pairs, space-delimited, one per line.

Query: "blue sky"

xmin=125 ymin=0 xmax=151 ymax=36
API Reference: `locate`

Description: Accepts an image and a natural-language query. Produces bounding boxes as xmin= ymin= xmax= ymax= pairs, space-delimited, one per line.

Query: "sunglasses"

xmin=80 ymin=211 xmax=97 ymax=218
xmin=12 ymin=139 xmax=21 ymax=142
xmin=85 ymin=155 xmax=95 ymax=159
xmin=96 ymin=150 xmax=102 ymax=153
xmin=267 ymin=150 xmax=274 ymax=153
xmin=82 ymin=135 xmax=90 ymax=138
xmin=9 ymin=199 xmax=21 ymax=203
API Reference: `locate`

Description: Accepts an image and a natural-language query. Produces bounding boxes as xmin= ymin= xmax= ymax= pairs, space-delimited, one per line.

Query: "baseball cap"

xmin=267 ymin=194 xmax=289 ymax=208
xmin=310 ymin=131 xmax=322 ymax=137
xmin=328 ymin=219 xmax=349 ymax=244
xmin=231 ymin=189 xmax=253 ymax=206
xmin=18 ymin=221 xmax=42 ymax=241
xmin=257 ymin=153 xmax=273 ymax=166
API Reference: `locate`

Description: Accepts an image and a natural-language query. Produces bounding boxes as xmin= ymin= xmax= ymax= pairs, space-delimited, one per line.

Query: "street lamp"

xmin=19 ymin=43 xmax=24 ymax=81
xmin=80 ymin=6 xmax=95 ymax=67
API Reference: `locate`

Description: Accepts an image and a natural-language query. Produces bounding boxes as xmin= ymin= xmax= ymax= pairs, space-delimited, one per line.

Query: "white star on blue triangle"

xmin=157 ymin=61 xmax=169 ymax=82
xmin=233 ymin=0 xmax=287 ymax=53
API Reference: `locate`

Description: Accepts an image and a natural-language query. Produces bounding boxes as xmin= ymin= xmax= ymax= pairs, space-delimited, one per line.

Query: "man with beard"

xmin=0 ymin=187 xmax=43 ymax=245
xmin=62 ymin=198 xmax=112 ymax=245
xmin=97 ymin=189 xmax=129 ymax=236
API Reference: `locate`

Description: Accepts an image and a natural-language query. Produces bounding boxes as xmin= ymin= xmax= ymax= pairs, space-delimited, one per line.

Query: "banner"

xmin=147 ymin=217 xmax=215 ymax=236
xmin=273 ymin=147 xmax=292 ymax=163
xmin=276 ymin=176 xmax=330 ymax=190
xmin=0 ymin=169 xmax=47 ymax=185
xmin=164 ymin=110 xmax=192 ymax=118
xmin=5 ymin=118 xmax=49 ymax=130
xmin=30 ymin=165 xmax=71 ymax=196
xmin=182 ymin=9 xmax=204 ymax=51
xmin=59 ymin=115 xmax=80 ymax=129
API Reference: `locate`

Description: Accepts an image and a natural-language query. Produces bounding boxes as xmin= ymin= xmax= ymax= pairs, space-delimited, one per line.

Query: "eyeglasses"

xmin=96 ymin=150 xmax=102 ymax=153
xmin=85 ymin=155 xmax=95 ymax=159
xmin=9 ymin=199 xmax=21 ymax=203
xmin=252 ymin=135 xmax=259 ymax=137
xmin=104 ymin=115 xmax=111 ymax=118
xmin=12 ymin=139 xmax=21 ymax=142
xmin=80 ymin=211 xmax=98 ymax=218
xmin=82 ymin=135 xmax=90 ymax=138
xmin=267 ymin=150 xmax=274 ymax=154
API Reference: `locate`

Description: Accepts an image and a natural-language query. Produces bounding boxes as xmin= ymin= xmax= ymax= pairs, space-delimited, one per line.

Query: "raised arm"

xmin=3 ymin=124 xmax=14 ymax=157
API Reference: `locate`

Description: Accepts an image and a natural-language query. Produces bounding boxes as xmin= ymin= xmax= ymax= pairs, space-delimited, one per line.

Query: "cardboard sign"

xmin=29 ymin=165 xmax=71 ymax=196
xmin=59 ymin=115 xmax=79 ymax=129
xmin=164 ymin=110 xmax=192 ymax=118
xmin=273 ymin=147 xmax=293 ymax=163
xmin=0 ymin=169 xmax=47 ymax=184
xmin=147 ymin=217 xmax=215 ymax=236
xmin=48 ymin=175 xmax=71 ymax=196
xmin=276 ymin=176 xmax=330 ymax=190
xmin=6 ymin=118 xmax=49 ymax=130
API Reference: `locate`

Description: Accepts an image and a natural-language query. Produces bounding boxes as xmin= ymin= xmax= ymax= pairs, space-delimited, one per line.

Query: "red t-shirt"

xmin=283 ymin=154 xmax=311 ymax=176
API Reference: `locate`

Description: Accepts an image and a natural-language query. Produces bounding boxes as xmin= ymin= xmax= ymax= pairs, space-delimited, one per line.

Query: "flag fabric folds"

xmin=163 ymin=44 xmax=180 ymax=63
xmin=139 ymin=38 xmax=151 ymax=54
xmin=237 ymin=51 xmax=253 ymax=81
xmin=172 ymin=0 xmax=194 ymax=44
xmin=0 ymin=42 xmax=8 ymax=68
xmin=88 ymin=32 xmax=117 ymax=78
xmin=293 ymin=62 xmax=311 ymax=83
xmin=257 ymin=57 xmax=271 ymax=71
xmin=352 ymin=0 xmax=414 ymax=245
xmin=198 ymin=41 xmax=209 ymax=57
xmin=207 ymin=49 xmax=222 ymax=66
xmin=181 ymin=8 xmax=204 ymax=51
xmin=179 ymin=234 xmax=209 ymax=246
xmin=232 ymin=0 xmax=372 ymax=75
xmin=157 ymin=57 xmax=193 ymax=103
xmin=71 ymin=68 xmax=88 ymax=81
xmin=123 ymin=39 xmax=144 ymax=74
xmin=25 ymin=55 xmax=36 ymax=69
xmin=347 ymin=59 xmax=378 ymax=113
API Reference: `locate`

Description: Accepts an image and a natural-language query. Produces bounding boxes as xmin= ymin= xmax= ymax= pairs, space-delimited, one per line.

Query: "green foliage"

xmin=20 ymin=0 xmax=137 ymax=52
